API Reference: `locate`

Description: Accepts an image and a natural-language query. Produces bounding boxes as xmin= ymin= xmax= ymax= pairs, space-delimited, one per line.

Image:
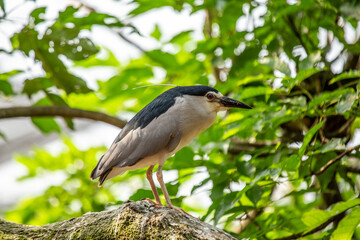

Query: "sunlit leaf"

xmin=336 ymin=93 xmax=357 ymax=114
xmin=308 ymin=89 xmax=354 ymax=109
xmin=214 ymin=192 xmax=239 ymax=225
xmin=246 ymin=184 xmax=263 ymax=207
xmin=331 ymin=207 xmax=360 ymax=240
xmin=151 ymin=24 xmax=162 ymax=40
xmin=329 ymin=70 xmax=360 ymax=84
xmin=129 ymin=189 xmax=154 ymax=201
xmin=282 ymin=68 xmax=323 ymax=91
xmin=0 ymin=0 xmax=5 ymax=13
xmin=298 ymin=121 xmax=324 ymax=159
xmin=31 ymin=117 xmax=61 ymax=134
xmin=302 ymin=209 xmax=331 ymax=228
xmin=0 ymin=80 xmax=13 ymax=95
xmin=30 ymin=7 xmax=46 ymax=25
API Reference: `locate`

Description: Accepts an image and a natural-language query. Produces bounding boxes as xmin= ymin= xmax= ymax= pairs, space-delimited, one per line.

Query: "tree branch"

xmin=313 ymin=145 xmax=360 ymax=176
xmin=237 ymin=209 xmax=262 ymax=234
xmin=0 ymin=200 xmax=236 ymax=239
xmin=0 ymin=106 xmax=127 ymax=128
xmin=274 ymin=210 xmax=344 ymax=240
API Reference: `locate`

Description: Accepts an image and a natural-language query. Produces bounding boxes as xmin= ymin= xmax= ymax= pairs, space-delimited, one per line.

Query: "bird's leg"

xmin=145 ymin=165 xmax=162 ymax=206
xmin=156 ymin=165 xmax=188 ymax=215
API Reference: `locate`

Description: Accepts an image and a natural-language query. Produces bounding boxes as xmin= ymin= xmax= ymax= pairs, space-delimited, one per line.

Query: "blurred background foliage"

xmin=1 ymin=0 xmax=360 ymax=239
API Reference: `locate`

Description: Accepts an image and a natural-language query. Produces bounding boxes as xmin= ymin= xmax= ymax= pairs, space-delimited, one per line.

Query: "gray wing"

xmin=90 ymin=114 xmax=182 ymax=180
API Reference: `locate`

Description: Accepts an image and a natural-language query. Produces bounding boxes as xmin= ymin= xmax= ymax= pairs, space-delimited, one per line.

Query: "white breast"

xmin=170 ymin=95 xmax=217 ymax=154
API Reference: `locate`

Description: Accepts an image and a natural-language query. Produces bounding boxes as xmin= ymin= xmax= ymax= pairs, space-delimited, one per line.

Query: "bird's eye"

xmin=206 ymin=93 xmax=215 ymax=100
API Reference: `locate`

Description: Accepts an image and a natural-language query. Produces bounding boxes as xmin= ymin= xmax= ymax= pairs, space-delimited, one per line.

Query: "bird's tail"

xmin=90 ymin=155 xmax=126 ymax=186
xmin=90 ymin=155 xmax=103 ymax=180
xmin=90 ymin=156 xmax=111 ymax=187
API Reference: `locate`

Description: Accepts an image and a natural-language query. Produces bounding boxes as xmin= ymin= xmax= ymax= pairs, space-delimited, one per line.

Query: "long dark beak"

xmin=219 ymin=96 xmax=252 ymax=109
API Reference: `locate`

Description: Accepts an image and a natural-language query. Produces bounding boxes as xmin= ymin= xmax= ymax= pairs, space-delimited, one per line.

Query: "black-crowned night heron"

xmin=90 ymin=85 xmax=251 ymax=213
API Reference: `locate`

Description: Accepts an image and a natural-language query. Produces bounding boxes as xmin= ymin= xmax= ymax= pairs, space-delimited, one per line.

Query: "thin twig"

xmin=274 ymin=209 xmax=345 ymax=240
xmin=283 ymin=16 xmax=308 ymax=55
xmin=115 ymin=31 xmax=146 ymax=53
xmin=314 ymin=145 xmax=360 ymax=175
xmin=326 ymin=116 xmax=355 ymax=138
xmin=304 ymin=145 xmax=360 ymax=178
xmin=0 ymin=106 xmax=126 ymax=128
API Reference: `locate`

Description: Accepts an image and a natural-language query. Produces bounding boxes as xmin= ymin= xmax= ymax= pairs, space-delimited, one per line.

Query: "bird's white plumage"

xmin=102 ymin=94 xmax=220 ymax=181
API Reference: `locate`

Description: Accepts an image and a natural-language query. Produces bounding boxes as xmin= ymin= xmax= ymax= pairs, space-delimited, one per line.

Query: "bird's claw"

xmin=143 ymin=198 xmax=163 ymax=208
xmin=167 ymin=205 xmax=193 ymax=217
xmin=143 ymin=198 xmax=193 ymax=217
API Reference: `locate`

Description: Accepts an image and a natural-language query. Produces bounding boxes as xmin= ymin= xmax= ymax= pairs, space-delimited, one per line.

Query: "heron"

xmin=90 ymin=85 xmax=251 ymax=213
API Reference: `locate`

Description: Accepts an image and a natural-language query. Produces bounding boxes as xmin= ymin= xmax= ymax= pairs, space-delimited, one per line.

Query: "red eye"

xmin=206 ymin=93 xmax=215 ymax=100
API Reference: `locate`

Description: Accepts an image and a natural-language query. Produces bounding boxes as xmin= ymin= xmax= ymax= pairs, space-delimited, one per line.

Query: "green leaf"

xmin=262 ymin=56 xmax=291 ymax=76
xmin=0 ymin=0 xmax=5 ymax=14
xmin=0 ymin=80 xmax=13 ymax=95
xmin=331 ymin=207 xmax=360 ymax=240
xmin=329 ymin=198 xmax=360 ymax=216
xmin=284 ymin=154 xmax=300 ymax=171
xmin=329 ymin=70 xmax=360 ymax=85
xmin=146 ymin=50 xmax=179 ymax=69
xmin=282 ymin=68 xmax=323 ymax=91
xmin=240 ymin=86 xmax=273 ymax=99
xmin=0 ymin=131 xmax=7 ymax=141
xmin=302 ymin=209 xmax=331 ymax=228
xmin=56 ymin=38 xmax=98 ymax=61
xmin=130 ymin=0 xmax=178 ymax=16
xmin=315 ymin=138 xmax=346 ymax=154
xmin=246 ymin=184 xmax=263 ymax=207
xmin=336 ymin=93 xmax=357 ymax=114
xmin=170 ymin=147 xmax=195 ymax=169
xmin=169 ymin=30 xmax=192 ymax=45
xmin=64 ymin=118 xmax=75 ymax=130
xmin=0 ymin=70 xmax=22 ymax=81
xmin=129 ymin=189 xmax=154 ymax=201
xmin=214 ymin=192 xmax=239 ymax=225
xmin=22 ymin=78 xmax=54 ymax=97
xmin=298 ymin=121 xmax=324 ymax=159
xmin=301 ymin=199 xmax=360 ymax=234
xmin=31 ymin=117 xmax=61 ymax=134
xmin=73 ymin=48 xmax=120 ymax=68
xmin=150 ymin=24 xmax=162 ymax=40
xmin=308 ymin=89 xmax=354 ymax=109
xmin=316 ymin=153 xmax=338 ymax=191
xmin=30 ymin=7 xmax=46 ymax=25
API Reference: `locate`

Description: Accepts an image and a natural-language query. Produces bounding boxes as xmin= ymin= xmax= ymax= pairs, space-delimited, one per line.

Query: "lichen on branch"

xmin=0 ymin=200 xmax=236 ymax=240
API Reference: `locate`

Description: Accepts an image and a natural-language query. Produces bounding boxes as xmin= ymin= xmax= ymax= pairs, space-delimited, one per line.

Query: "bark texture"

xmin=0 ymin=200 xmax=236 ymax=240
xmin=0 ymin=106 xmax=126 ymax=128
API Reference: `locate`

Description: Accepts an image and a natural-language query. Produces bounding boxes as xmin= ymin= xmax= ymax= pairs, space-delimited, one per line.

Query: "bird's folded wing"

xmin=91 ymin=113 xmax=181 ymax=179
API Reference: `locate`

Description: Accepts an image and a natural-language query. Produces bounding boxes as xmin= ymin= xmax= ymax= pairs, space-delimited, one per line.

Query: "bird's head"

xmin=172 ymin=85 xmax=252 ymax=113
xmin=202 ymin=90 xmax=252 ymax=112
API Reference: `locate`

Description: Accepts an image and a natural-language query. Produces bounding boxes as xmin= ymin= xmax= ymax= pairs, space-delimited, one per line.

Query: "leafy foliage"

xmin=1 ymin=0 xmax=360 ymax=239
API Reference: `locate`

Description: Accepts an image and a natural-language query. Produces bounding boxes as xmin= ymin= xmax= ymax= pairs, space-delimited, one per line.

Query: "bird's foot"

xmin=143 ymin=198 xmax=163 ymax=208
xmin=167 ymin=204 xmax=193 ymax=217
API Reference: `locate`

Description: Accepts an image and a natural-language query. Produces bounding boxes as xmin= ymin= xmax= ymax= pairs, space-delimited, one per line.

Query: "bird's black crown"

xmin=168 ymin=85 xmax=219 ymax=97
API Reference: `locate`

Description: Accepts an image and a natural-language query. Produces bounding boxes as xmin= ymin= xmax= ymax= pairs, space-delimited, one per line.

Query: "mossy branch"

xmin=0 ymin=200 xmax=236 ymax=240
